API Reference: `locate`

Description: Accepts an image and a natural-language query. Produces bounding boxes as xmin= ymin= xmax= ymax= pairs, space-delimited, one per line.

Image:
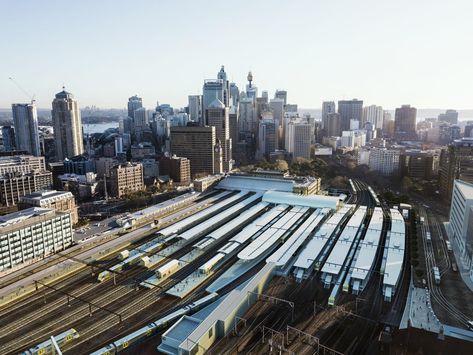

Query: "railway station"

xmin=0 ymin=175 xmax=413 ymax=355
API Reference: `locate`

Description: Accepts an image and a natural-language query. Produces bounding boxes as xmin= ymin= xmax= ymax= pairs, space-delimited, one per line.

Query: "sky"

xmin=1 ymin=0 xmax=472 ymax=110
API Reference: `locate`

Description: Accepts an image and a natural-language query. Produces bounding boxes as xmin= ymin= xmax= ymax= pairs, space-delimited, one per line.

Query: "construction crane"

xmin=8 ymin=76 xmax=35 ymax=103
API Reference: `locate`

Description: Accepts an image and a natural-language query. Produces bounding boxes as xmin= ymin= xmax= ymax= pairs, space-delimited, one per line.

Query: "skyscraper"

xmin=257 ymin=115 xmax=276 ymax=160
xmin=338 ymin=99 xmax=363 ymax=132
xmin=275 ymin=90 xmax=287 ymax=106
xmin=245 ymin=72 xmax=258 ymax=100
xmin=170 ymin=126 xmax=220 ymax=177
xmin=394 ymin=105 xmax=417 ymax=140
xmin=188 ymin=95 xmax=202 ymax=124
xmin=286 ymin=122 xmax=312 ymax=160
xmin=2 ymin=126 xmax=16 ymax=152
xmin=12 ymin=102 xmax=41 ymax=156
xmin=133 ymin=107 xmax=148 ymax=142
xmin=217 ymin=65 xmax=230 ymax=107
xmin=238 ymin=95 xmax=257 ymax=135
xmin=438 ymin=109 xmax=459 ymax=125
xmin=127 ymin=95 xmax=143 ymax=119
xmin=205 ymin=98 xmax=232 ymax=172
xmin=322 ymin=101 xmax=336 ymax=130
xmin=327 ymin=113 xmax=342 ymax=137
xmin=229 ymin=83 xmax=240 ymax=108
xmin=362 ymin=105 xmax=383 ymax=129
xmin=51 ymin=88 xmax=84 ymax=161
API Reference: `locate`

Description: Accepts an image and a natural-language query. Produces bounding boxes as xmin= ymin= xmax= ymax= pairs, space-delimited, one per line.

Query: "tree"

xmin=275 ymin=159 xmax=289 ymax=172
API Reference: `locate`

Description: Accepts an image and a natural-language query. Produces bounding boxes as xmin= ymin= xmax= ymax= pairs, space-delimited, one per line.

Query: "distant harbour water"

xmin=82 ymin=122 xmax=119 ymax=134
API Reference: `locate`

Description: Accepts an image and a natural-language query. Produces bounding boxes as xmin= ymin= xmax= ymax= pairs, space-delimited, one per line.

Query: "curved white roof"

xmin=262 ymin=191 xmax=339 ymax=209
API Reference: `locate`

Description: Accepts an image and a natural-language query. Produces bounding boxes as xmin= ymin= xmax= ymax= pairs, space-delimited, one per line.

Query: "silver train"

xmin=21 ymin=328 xmax=79 ymax=355
xmin=90 ymin=292 xmax=219 ymax=355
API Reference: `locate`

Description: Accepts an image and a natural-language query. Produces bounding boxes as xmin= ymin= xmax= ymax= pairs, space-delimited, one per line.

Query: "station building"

xmin=0 ymin=207 xmax=73 ymax=272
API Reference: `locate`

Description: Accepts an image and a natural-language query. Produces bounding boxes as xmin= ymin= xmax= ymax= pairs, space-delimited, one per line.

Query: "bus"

xmin=433 ymin=266 xmax=441 ymax=285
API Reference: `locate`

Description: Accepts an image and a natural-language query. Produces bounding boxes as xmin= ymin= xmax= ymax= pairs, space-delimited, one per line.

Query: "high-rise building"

xmin=362 ymin=105 xmax=383 ymax=129
xmin=202 ymin=79 xmax=224 ymax=113
xmin=245 ymin=71 xmax=258 ymax=100
xmin=447 ymin=180 xmax=473 ymax=280
xmin=127 ymin=95 xmax=143 ymax=119
xmin=170 ymin=126 xmax=220 ymax=177
xmin=229 ymin=107 xmax=239 ymax=147
xmin=438 ymin=109 xmax=459 ymax=125
xmin=1 ymin=126 xmax=16 ymax=152
xmin=0 ymin=171 xmax=53 ymax=207
xmin=399 ymin=150 xmax=434 ymax=180
xmin=275 ymin=90 xmax=287 ymax=106
xmin=133 ymin=107 xmax=148 ymax=142
xmin=109 ymin=162 xmax=144 ymax=198
xmin=322 ymin=101 xmax=336 ymax=130
xmin=238 ymin=95 xmax=257 ymax=135
xmin=269 ymin=98 xmax=284 ymax=128
xmin=394 ymin=105 xmax=417 ymax=140
xmin=383 ymin=111 xmax=394 ymax=137
xmin=205 ymin=99 xmax=232 ymax=172
xmin=229 ymin=83 xmax=240 ymax=108
xmin=52 ymin=88 xmax=84 ymax=161
xmin=338 ymin=99 xmax=363 ymax=132
xmin=217 ymin=65 xmax=230 ymax=107
xmin=257 ymin=116 xmax=276 ymax=160
xmin=286 ymin=122 xmax=312 ymax=160
xmin=0 ymin=207 xmax=73 ymax=272
xmin=327 ymin=113 xmax=342 ymax=137
xmin=188 ymin=95 xmax=202 ymax=124
xmin=439 ymin=138 xmax=473 ymax=202
xmin=12 ymin=102 xmax=41 ymax=156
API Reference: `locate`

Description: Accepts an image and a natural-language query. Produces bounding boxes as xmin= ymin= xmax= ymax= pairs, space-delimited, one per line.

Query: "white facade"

xmin=447 ymin=180 xmax=473 ymax=279
xmin=368 ymin=148 xmax=400 ymax=175
xmin=341 ymin=130 xmax=366 ymax=149
xmin=12 ymin=103 xmax=41 ymax=156
xmin=0 ymin=208 xmax=73 ymax=272
xmin=362 ymin=105 xmax=383 ymax=129
xmin=357 ymin=148 xmax=371 ymax=165
xmin=188 ymin=95 xmax=202 ymax=123
xmin=238 ymin=96 xmax=256 ymax=134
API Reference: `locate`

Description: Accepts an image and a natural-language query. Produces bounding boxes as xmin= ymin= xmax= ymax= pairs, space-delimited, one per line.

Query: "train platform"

xmin=166 ymin=271 xmax=211 ymax=298
xmin=400 ymin=280 xmax=441 ymax=333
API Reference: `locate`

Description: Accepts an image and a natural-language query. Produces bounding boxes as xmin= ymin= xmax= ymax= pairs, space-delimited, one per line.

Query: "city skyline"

xmin=1 ymin=0 xmax=473 ymax=109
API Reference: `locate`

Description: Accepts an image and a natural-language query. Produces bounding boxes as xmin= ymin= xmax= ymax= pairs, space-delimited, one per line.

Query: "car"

xmin=468 ymin=321 xmax=473 ymax=331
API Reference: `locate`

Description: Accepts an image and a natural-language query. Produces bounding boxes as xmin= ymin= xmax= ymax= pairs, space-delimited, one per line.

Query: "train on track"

xmin=90 ymin=292 xmax=219 ymax=355
xmin=21 ymin=328 xmax=79 ymax=355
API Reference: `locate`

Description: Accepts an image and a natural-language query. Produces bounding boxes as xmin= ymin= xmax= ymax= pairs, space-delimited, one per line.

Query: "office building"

xmin=447 ymin=180 xmax=473 ymax=280
xmin=322 ymin=101 xmax=336 ymax=130
xmin=439 ymin=138 xmax=473 ymax=202
xmin=341 ymin=130 xmax=366 ymax=149
xmin=58 ymin=172 xmax=98 ymax=200
xmin=51 ymin=88 xmax=84 ymax=161
xmin=368 ymin=148 xmax=400 ymax=176
xmin=383 ymin=111 xmax=394 ymax=138
xmin=228 ymin=107 xmax=239 ymax=148
xmin=338 ymin=99 xmax=363 ymax=132
xmin=127 ymin=95 xmax=143 ymax=119
xmin=257 ymin=117 xmax=277 ymax=160
xmin=0 ymin=155 xmax=46 ymax=175
xmin=326 ymin=113 xmax=341 ymax=137
xmin=109 ymin=162 xmax=144 ymax=198
xmin=394 ymin=105 xmax=417 ymax=140
xmin=159 ymin=155 xmax=191 ymax=185
xmin=202 ymin=79 xmax=224 ymax=113
xmin=0 ymin=171 xmax=53 ymax=207
xmin=400 ymin=150 xmax=435 ymax=180
xmin=1 ymin=126 xmax=16 ymax=152
xmin=170 ymin=126 xmax=220 ymax=177
xmin=269 ymin=98 xmax=284 ymax=130
xmin=275 ymin=90 xmax=287 ymax=106
xmin=362 ymin=105 xmax=383 ymax=129
xmin=205 ymin=99 xmax=232 ymax=172
xmin=229 ymin=83 xmax=240 ymax=108
xmin=238 ymin=96 xmax=257 ymax=135
xmin=12 ymin=103 xmax=41 ymax=156
xmin=0 ymin=208 xmax=73 ymax=272
xmin=438 ymin=109 xmax=459 ymax=125
xmin=19 ymin=190 xmax=78 ymax=224
xmin=133 ymin=107 xmax=149 ymax=142
xmin=63 ymin=155 xmax=95 ymax=175
xmin=188 ymin=95 xmax=202 ymax=124
xmin=286 ymin=122 xmax=312 ymax=160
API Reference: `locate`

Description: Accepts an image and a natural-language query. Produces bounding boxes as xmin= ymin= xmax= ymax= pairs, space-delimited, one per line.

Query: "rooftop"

xmin=0 ymin=207 xmax=56 ymax=228
xmin=454 ymin=179 xmax=473 ymax=199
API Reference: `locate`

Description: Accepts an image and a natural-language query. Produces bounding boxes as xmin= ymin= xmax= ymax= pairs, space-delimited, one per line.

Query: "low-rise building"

xmin=0 ymin=171 xmax=53 ymax=207
xmin=19 ymin=190 xmax=78 ymax=224
xmin=58 ymin=173 xmax=98 ymax=201
xmin=109 ymin=162 xmax=144 ymax=198
xmin=159 ymin=156 xmax=191 ymax=185
xmin=0 ymin=207 xmax=73 ymax=272
xmin=368 ymin=148 xmax=400 ymax=176
xmin=193 ymin=175 xmax=223 ymax=192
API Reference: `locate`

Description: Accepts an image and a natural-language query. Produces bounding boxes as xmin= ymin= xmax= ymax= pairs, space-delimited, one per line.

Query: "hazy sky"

xmin=1 ymin=0 xmax=472 ymax=110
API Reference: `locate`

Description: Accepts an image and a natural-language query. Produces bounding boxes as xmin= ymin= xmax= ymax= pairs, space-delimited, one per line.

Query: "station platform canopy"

xmin=262 ymin=190 xmax=340 ymax=210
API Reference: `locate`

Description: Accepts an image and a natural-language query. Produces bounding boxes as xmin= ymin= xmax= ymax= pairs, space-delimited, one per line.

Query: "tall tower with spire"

xmin=246 ymin=71 xmax=257 ymax=100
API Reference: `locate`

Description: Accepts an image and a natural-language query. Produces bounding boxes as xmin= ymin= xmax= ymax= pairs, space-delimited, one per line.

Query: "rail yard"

xmin=0 ymin=174 xmax=428 ymax=354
